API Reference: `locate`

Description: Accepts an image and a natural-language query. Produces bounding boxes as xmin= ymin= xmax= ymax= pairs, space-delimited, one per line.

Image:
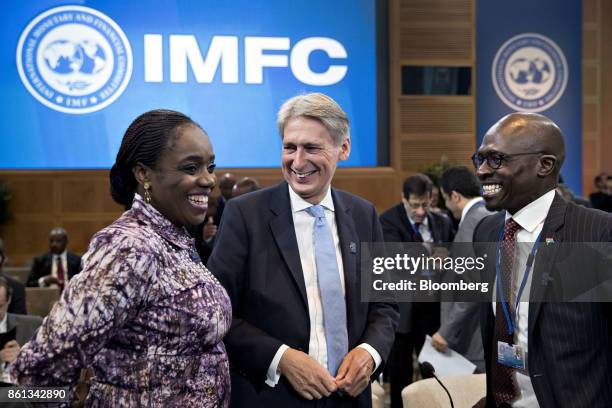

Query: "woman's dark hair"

xmin=110 ymin=109 xmax=201 ymax=209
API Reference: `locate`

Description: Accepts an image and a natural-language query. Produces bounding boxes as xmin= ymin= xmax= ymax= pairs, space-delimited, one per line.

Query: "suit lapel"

xmin=331 ymin=189 xmax=358 ymax=340
xmin=6 ymin=314 xmax=16 ymax=332
xmin=528 ymin=193 xmax=567 ymax=335
xmin=44 ymin=254 xmax=53 ymax=275
xmin=268 ymin=183 xmax=309 ymax=313
xmin=427 ymin=213 xmax=442 ymax=242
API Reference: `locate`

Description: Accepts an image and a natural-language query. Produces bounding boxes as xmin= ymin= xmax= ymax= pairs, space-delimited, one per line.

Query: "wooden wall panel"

xmin=583 ymin=63 xmax=599 ymax=97
xmin=399 ymin=96 xmax=472 ymax=134
xmin=583 ymin=28 xmax=598 ymax=61
xmin=400 ymin=0 xmax=471 ymax=24
xmin=400 ymin=134 xmax=473 ymax=171
xmin=399 ymin=0 xmax=472 ymax=61
xmin=4 ymin=178 xmax=55 ymax=215
xmin=400 ymin=26 xmax=471 ymax=61
xmin=0 ymin=168 xmax=399 ymax=266
xmin=601 ymin=0 xmax=612 ymax=178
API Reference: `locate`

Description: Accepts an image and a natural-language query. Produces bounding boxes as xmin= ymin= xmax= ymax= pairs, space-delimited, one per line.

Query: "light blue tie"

xmin=306 ymin=204 xmax=348 ymax=375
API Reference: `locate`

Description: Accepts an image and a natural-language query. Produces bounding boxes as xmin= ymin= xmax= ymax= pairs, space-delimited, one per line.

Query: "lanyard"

xmin=495 ymin=225 xmax=542 ymax=338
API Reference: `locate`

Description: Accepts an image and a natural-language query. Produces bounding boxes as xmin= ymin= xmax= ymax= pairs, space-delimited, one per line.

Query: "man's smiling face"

xmin=476 ymin=124 xmax=543 ymax=214
xmin=281 ymin=116 xmax=350 ymax=204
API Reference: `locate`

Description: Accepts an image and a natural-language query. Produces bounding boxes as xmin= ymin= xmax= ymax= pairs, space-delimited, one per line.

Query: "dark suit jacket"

xmin=379 ymin=203 xmax=455 ymax=333
xmin=1 ymin=274 xmax=27 ymax=315
xmin=6 ymin=313 xmax=43 ymax=346
xmin=379 ymin=203 xmax=454 ymax=244
xmin=26 ymin=252 xmax=81 ymax=287
xmin=207 ymin=182 xmax=399 ymax=407
xmin=474 ymin=193 xmax=612 ymax=408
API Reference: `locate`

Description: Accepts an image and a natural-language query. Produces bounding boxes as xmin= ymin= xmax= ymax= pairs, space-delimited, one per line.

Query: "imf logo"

xmin=492 ymin=33 xmax=567 ymax=112
xmin=16 ymin=5 xmax=133 ymax=114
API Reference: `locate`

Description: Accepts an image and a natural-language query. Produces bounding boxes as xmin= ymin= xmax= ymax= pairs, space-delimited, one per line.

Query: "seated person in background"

xmin=589 ymin=173 xmax=612 ymax=212
xmin=379 ymin=173 xmax=455 ymax=408
xmin=216 ymin=172 xmax=237 ymax=223
xmin=194 ymin=177 xmax=262 ymax=264
xmin=0 ymin=239 xmax=26 ymax=315
xmin=194 ymin=195 xmax=220 ymax=264
xmin=26 ymin=227 xmax=81 ymax=288
xmin=231 ymin=177 xmax=261 ymax=198
xmin=0 ymin=277 xmax=42 ymax=384
xmin=556 ymin=174 xmax=591 ymax=208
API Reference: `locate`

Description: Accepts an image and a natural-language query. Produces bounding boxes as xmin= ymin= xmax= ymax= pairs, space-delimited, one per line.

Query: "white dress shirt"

xmin=406 ymin=212 xmax=434 ymax=243
xmin=265 ymin=186 xmax=381 ymax=387
xmin=0 ymin=313 xmax=10 ymax=382
xmin=38 ymin=251 xmax=68 ymax=287
xmin=0 ymin=314 xmax=7 ymax=333
xmin=493 ymin=189 xmax=555 ymax=408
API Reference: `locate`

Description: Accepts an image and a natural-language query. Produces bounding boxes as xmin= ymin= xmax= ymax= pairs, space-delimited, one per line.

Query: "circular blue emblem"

xmin=16 ymin=5 xmax=133 ymax=114
xmin=492 ymin=33 xmax=567 ymax=112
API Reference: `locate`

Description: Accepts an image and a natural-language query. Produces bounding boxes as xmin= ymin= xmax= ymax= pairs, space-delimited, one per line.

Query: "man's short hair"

xmin=0 ymin=276 xmax=13 ymax=302
xmin=440 ymin=166 xmax=482 ymax=199
xmin=234 ymin=177 xmax=260 ymax=194
xmin=277 ymin=93 xmax=349 ymax=146
xmin=50 ymin=227 xmax=68 ymax=238
xmin=403 ymin=174 xmax=433 ymax=199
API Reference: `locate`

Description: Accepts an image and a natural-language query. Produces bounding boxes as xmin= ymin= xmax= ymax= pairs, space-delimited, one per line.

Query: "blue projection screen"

xmin=0 ymin=1 xmax=378 ymax=169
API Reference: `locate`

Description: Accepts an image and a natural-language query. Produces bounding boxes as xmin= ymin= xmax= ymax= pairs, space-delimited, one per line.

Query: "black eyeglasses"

xmin=471 ymin=151 xmax=543 ymax=170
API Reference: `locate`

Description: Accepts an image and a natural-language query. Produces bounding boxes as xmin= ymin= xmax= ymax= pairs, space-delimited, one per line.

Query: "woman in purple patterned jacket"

xmin=12 ymin=110 xmax=232 ymax=407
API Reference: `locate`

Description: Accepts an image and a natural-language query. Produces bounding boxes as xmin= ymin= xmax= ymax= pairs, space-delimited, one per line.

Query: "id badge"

xmin=497 ymin=341 xmax=525 ymax=370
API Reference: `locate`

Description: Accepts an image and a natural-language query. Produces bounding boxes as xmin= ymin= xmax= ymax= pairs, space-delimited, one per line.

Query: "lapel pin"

xmin=545 ymin=237 xmax=555 ymax=245
xmin=349 ymin=242 xmax=357 ymax=254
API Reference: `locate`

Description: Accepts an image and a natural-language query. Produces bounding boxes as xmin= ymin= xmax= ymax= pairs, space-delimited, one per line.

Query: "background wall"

xmin=1 ymin=0 xmax=610 ymax=265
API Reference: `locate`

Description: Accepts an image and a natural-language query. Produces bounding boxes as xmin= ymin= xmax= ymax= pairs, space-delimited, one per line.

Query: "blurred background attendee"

xmin=26 ymin=227 xmax=81 ymax=289
xmin=216 ymin=172 xmax=236 ymax=223
xmin=379 ymin=173 xmax=454 ymax=408
xmin=194 ymin=195 xmax=220 ymax=264
xmin=589 ymin=173 xmax=612 ymax=212
xmin=0 ymin=239 xmax=26 ymax=315
xmin=429 ymin=184 xmax=443 ymax=215
xmin=431 ymin=165 xmax=492 ymax=373
xmin=556 ymin=175 xmax=591 ymax=208
xmin=12 ymin=109 xmax=231 ymax=406
xmin=231 ymin=177 xmax=261 ymax=198
xmin=0 ymin=277 xmax=42 ymax=384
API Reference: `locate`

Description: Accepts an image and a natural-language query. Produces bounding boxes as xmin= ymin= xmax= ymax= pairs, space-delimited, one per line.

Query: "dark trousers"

xmin=386 ymin=303 xmax=440 ymax=408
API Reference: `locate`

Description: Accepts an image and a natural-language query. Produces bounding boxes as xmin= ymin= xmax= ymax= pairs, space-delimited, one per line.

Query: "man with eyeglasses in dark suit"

xmin=379 ymin=174 xmax=455 ymax=408
xmin=472 ymin=112 xmax=612 ymax=408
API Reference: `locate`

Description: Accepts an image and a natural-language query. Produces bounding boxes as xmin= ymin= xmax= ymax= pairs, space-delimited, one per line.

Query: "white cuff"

xmin=357 ymin=343 xmax=382 ymax=371
xmin=37 ymin=277 xmax=46 ymax=287
xmin=265 ymin=344 xmax=289 ymax=387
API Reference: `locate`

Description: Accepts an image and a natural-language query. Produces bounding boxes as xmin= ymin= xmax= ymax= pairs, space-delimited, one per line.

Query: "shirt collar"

xmin=504 ymin=189 xmax=556 ymax=233
xmin=288 ymin=185 xmax=335 ymax=213
xmin=0 ymin=313 xmax=7 ymax=333
xmin=407 ymin=212 xmax=429 ymax=227
xmin=460 ymin=197 xmax=485 ymax=224
xmin=130 ymin=193 xmax=194 ymax=250
xmin=53 ymin=251 xmax=67 ymax=259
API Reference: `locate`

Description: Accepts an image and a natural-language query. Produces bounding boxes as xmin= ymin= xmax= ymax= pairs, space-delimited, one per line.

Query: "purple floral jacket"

xmin=13 ymin=194 xmax=232 ymax=407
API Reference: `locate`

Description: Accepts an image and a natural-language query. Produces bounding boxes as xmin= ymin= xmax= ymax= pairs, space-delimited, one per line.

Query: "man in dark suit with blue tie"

xmin=379 ymin=174 xmax=454 ymax=408
xmin=208 ymin=93 xmax=398 ymax=407
xmin=473 ymin=112 xmax=612 ymax=407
